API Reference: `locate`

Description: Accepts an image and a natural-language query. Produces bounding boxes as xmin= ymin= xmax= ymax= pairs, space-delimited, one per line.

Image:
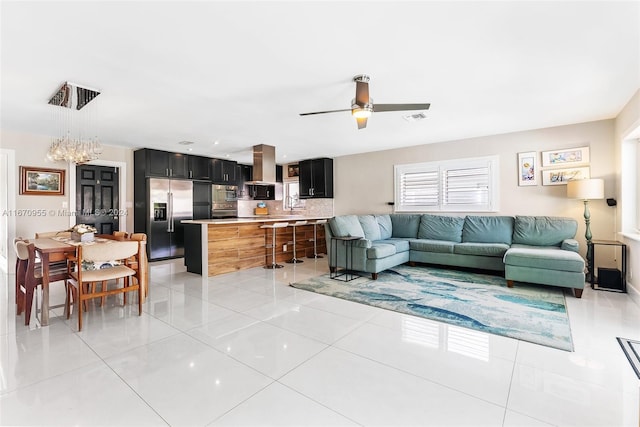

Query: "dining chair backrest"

xmin=129 ymin=233 xmax=147 ymax=241
xmin=80 ymin=241 xmax=139 ymax=262
xmin=14 ymin=240 xmax=42 ymax=325
xmin=14 ymin=240 xmax=32 ymax=261
xmin=113 ymin=231 xmax=129 ymax=239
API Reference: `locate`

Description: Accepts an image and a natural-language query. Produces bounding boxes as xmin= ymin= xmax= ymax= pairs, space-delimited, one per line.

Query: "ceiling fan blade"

xmin=373 ymin=103 xmax=431 ymax=113
xmin=355 ymin=80 xmax=369 ymax=107
xmin=356 ymin=117 xmax=368 ymax=129
xmin=299 ymin=108 xmax=351 ymax=116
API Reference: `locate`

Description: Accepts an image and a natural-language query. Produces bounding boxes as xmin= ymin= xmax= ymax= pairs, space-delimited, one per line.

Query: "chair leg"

xmin=78 ymin=291 xmax=83 ymax=332
xmin=123 ymin=278 xmax=127 ymax=306
xmin=24 ymin=283 xmax=38 ymax=326
xmin=64 ymin=281 xmax=71 ymax=319
xmin=101 ymin=280 xmax=107 ymax=306
xmin=137 ymin=278 xmax=143 ymax=316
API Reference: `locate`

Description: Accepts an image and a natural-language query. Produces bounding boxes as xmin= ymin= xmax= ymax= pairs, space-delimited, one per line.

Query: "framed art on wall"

xmin=541 ymin=146 xmax=589 ymax=168
xmin=287 ymin=164 xmax=299 ymax=177
xmin=517 ymin=151 xmax=537 ymax=186
xmin=542 ymin=166 xmax=590 ymax=186
xmin=19 ymin=166 xmax=65 ymax=195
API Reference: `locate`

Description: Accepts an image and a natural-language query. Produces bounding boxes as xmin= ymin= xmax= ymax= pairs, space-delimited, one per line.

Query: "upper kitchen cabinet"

xmin=143 ymin=149 xmax=189 ymax=178
xmin=211 ymin=158 xmax=237 ymax=184
xmin=188 ymin=155 xmax=211 ymax=180
xmin=299 ymin=158 xmax=333 ymax=198
xmin=236 ymin=164 xmax=252 ymax=199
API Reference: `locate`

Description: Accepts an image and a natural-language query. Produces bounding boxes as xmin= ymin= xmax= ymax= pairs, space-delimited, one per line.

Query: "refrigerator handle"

xmin=167 ymin=192 xmax=173 ymax=232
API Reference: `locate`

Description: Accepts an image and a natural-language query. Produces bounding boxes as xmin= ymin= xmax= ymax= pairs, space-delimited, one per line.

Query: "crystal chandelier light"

xmin=47 ymin=82 xmax=103 ymax=164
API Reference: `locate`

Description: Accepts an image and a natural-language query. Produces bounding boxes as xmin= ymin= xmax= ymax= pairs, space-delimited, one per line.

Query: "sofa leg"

xmin=507 ymin=280 xmax=514 ymax=288
xmin=409 ymin=261 xmax=416 ymax=267
xmin=372 ymin=273 xmax=378 ymax=280
xmin=574 ymin=288 xmax=583 ymax=298
xmin=330 ymin=266 xmax=336 ymax=273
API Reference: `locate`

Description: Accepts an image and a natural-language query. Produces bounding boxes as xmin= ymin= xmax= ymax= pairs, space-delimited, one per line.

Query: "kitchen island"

xmin=182 ymin=216 xmax=330 ymax=276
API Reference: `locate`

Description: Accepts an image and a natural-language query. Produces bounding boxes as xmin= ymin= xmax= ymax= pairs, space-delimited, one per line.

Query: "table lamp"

xmin=567 ymin=178 xmax=604 ymax=281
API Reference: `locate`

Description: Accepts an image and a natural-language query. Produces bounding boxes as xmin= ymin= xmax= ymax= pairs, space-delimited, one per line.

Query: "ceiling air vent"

xmin=402 ymin=112 xmax=428 ymax=122
xmin=178 ymin=141 xmax=195 ymax=145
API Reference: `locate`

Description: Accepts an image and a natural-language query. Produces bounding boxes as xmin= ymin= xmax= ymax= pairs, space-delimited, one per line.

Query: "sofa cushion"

xmin=410 ymin=239 xmax=455 ymax=254
xmin=367 ymin=242 xmax=396 ymax=259
xmin=453 ymin=242 xmax=510 ymax=257
xmin=375 ymin=215 xmax=393 ymax=240
xmin=418 ymin=214 xmax=465 ymax=242
xmin=358 ymin=215 xmax=381 ymax=241
xmin=378 ymin=238 xmax=410 ymax=253
xmin=390 ymin=214 xmax=421 ymax=238
xmin=329 ymin=215 xmax=365 ymax=238
xmin=462 ymin=216 xmax=514 ymax=245
xmin=504 ymin=247 xmax=585 ymax=272
xmin=512 ymin=216 xmax=578 ymax=246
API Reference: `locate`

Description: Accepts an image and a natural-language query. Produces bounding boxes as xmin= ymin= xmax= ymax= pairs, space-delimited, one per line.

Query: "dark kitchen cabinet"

xmin=193 ymin=181 xmax=211 ymax=220
xmin=188 ymin=155 xmax=211 ymax=180
xmin=250 ymin=185 xmax=275 ymax=200
xmin=299 ymin=158 xmax=333 ymax=198
xmin=144 ymin=149 xmax=188 ymax=178
xmin=237 ymin=164 xmax=252 ymax=199
xmin=211 ymin=159 xmax=237 ymax=184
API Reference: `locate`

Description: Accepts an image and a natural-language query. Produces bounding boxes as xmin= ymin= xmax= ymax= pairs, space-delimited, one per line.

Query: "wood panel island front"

xmin=182 ymin=217 xmax=329 ymax=276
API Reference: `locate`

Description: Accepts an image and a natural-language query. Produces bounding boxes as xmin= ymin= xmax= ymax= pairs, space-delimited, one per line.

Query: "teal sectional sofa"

xmin=325 ymin=214 xmax=586 ymax=297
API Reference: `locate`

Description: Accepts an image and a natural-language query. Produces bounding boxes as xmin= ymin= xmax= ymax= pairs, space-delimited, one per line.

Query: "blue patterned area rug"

xmin=290 ymin=265 xmax=574 ymax=351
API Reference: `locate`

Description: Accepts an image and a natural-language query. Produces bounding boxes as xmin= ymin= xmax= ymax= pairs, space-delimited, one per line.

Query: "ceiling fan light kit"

xmin=300 ymin=74 xmax=430 ymax=129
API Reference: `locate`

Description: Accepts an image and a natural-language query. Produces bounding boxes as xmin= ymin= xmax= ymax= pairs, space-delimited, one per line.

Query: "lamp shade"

xmin=566 ymin=178 xmax=604 ymax=200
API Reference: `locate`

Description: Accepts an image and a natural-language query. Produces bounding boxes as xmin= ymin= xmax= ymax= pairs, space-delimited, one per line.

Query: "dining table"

xmin=30 ymin=235 xmax=148 ymax=326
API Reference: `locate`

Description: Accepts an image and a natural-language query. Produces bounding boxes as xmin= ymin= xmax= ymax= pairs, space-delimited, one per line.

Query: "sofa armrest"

xmin=561 ymin=239 xmax=580 ymax=253
xmin=351 ymin=239 xmax=372 ymax=249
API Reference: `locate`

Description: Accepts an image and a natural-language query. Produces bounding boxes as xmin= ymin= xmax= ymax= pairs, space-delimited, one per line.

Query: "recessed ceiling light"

xmin=178 ymin=140 xmax=195 ymax=145
xmin=282 ymin=154 xmax=287 ymax=159
xmin=213 ymin=140 xmax=220 ymax=145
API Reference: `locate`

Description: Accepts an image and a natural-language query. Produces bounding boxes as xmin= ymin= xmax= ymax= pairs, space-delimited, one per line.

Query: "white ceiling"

xmin=1 ymin=1 xmax=639 ymax=164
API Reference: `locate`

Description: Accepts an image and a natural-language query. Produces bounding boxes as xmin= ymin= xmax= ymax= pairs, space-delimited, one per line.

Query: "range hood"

xmin=247 ymin=144 xmax=277 ymax=185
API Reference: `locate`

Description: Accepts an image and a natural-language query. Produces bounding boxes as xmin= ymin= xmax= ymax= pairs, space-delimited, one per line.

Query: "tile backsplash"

xmin=238 ymin=198 xmax=334 ymax=217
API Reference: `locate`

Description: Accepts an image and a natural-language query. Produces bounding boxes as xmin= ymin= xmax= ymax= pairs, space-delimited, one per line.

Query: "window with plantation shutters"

xmin=394 ymin=156 xmax=499 ymax=212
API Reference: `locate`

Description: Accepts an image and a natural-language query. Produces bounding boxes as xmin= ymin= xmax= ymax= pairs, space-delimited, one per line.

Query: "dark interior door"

xmin=76 ymin=165 xmax=120 ymax=234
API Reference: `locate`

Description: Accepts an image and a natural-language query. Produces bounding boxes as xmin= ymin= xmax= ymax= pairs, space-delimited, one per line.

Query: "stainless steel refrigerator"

xmin=148 ymin=178 xmax=193 ymax=260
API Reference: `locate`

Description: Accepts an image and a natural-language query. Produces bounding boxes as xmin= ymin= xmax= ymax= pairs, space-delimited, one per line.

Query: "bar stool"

xmin=260 ymin=222 xmax=289 ymax=269
xmin=307 ymin=219 xmax=327 ymax=259
xmin=286 ymin=221 xmax=308 ymax=263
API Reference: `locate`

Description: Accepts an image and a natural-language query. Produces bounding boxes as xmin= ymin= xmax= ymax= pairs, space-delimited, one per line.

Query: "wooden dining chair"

xmin=14 ymin=240 xmax=68 ymax=326
xmin=128 ymin=233 xmax=148 ymax=299
xmin=112 ymin=231 xmax=129 ymax=239
xmin=65 ymin=240 xmax=142 ymax=331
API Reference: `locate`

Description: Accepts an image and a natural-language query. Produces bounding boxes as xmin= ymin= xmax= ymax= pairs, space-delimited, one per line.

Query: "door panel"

xmin=76 ymin=165 xmax=119 ymax=233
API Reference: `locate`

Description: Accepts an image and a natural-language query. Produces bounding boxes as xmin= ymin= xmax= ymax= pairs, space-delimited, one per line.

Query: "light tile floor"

xmin=1 ymin=258 xmax=639 ymax=426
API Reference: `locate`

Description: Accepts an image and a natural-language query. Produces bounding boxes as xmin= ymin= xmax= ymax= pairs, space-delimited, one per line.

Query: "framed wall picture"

xmin=541 ymin=146 xmax=589 ymax=167
xmin=517 ymin=151 xmax=537 ymax=186
xmin=19 ymin=166 xmax=65 ymax=195
xmin=542 ymin=166 xmax=590 ymax=186
xmin=287 ymin=164 xmax=299 ymax=178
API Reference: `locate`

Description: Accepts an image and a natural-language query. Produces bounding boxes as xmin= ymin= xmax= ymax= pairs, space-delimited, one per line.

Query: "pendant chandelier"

xmin=47 ymin=82 xmax=103 ymax=164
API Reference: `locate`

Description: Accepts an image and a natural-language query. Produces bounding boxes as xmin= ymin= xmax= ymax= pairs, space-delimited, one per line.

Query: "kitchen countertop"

xmin=183 ymin=215 xmax=331 ymax=225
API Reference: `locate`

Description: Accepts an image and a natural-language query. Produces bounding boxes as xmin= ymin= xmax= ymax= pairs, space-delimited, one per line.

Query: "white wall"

xmin=0 ymin=129 xmax=134 ymax=240
xmin=615 ymin=89 xmax=640 ymax=301
xmin=334 ymin=119 xmax=617 ymax=263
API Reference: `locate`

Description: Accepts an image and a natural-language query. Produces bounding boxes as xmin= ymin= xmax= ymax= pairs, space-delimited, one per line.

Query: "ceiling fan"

xmin=299 ymin=75 xmax=430 ymax=129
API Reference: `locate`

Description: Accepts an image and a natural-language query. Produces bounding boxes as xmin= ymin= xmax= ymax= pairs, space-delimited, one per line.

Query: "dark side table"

xmin=330 ymin=236 xmax=362 ymax=281
xmin=588 ymin=239 xmax=627 ymax=292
